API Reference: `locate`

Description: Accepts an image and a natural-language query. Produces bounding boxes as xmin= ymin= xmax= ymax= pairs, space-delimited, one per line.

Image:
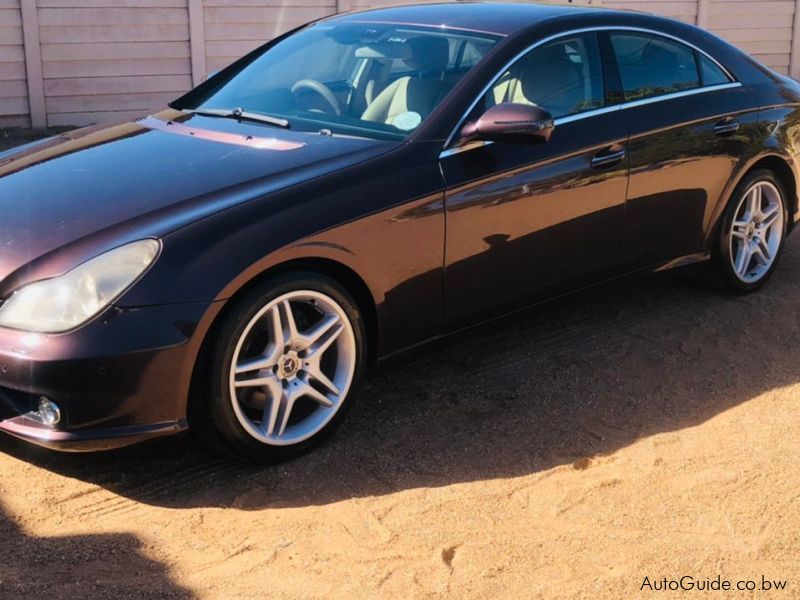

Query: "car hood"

xmin=0 ymin=109 xmax=395 ymax=287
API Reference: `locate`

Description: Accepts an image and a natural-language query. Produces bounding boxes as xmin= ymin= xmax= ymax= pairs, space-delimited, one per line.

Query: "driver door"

xmin=440 ymin=31 xmax=631 ymax=328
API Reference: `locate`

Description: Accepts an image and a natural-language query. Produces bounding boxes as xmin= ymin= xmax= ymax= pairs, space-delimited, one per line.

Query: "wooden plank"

xmin=205 ymin=22 xmax=317 ymax=40
xmin=709 ymin=1 xmax=795 ymax=16
xmin=0 ymin=8 xmax=21 ymax=27
xmin=0 ymin=61 xmax=25 ymax=81
xmin=20 ymin=0 xmax=45 ymax=127
xmin=0 ymin=78 xmax=26 ymax=97
xmin=0 ymin=45 xmax=24 ymax=62
xmin=710 ymin=14 xmax=795 ymax=28
xmin=38 ymin=7 xmax=189 ymax=26
xmin=44 ymin=74 xmax=192 ymax=96
xmin=42 ymin=57 xmax=190 ymax=78
xmin=0 ymin=114 xmax=30 ymax=128
xmin=188 ymin=0 xmax=206 ymax=86
xmin=737 ymin=39 xmax=792 ymax=54
xmin=0 ymin=96 xmax=29 ymax=114
xmin=0 ymin=27 xmax=23 ymax=46
xmin=39 ymin=0 xmax=186 ymax=7
xmin=720 ymin=28 xmax=793 ymax=43
xmin=45 ymin=91 xmax=179 ymax=113
xmin=204 ymin=6 xmax=334 ymax=24
xmin=602 ymin=2 xmax=697 ymax=17
xmin=47 ymin=109 xmax=149 ymax=127
xmin=39 ymin=25 xmax=189 ymax=44
xmin=206 ymin=0 xmax=332 ymax=6
xmin=206 ymin=56 xmax=235 ymax=71
xmin=792 ymin=0 xmax=800 ymax=77
xmin=206 ymin=39 xmax=274 ymax=57
xmin=41 ymin=41 xmax=190 ymax=61
xmin=697 ymin=0 xmax=710 ymax=27
xmin=757 ymin=53 xmax=791 ymax=68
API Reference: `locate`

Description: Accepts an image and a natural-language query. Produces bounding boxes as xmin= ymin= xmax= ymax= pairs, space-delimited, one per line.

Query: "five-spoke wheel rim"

xmin=729 ymin=181 xmax=784 ymax=284
xmin=229 ymin=290 xmax=356 ymax=446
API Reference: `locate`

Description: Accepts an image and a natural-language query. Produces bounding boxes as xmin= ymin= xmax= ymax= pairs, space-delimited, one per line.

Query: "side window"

xmin=698 ymin=53 xmax=731 ymax=86
xmin=610 ymin=33 xmax=700 ymax=101
xmin=458 ymin=40 xmax=491 ymax=69
xmin=485 ymin=32 xmax=605 ymax=119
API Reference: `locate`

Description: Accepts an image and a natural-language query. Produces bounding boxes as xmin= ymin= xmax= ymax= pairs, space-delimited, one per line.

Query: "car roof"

xmin=328 ymin=2 xmax=631 ymax=37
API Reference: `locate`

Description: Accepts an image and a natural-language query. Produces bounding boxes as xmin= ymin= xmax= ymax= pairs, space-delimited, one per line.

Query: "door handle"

xmin=591 ymin=146 xmax=626 ymax=169
xmin=714 ymin=118 xmax=740 ymax=135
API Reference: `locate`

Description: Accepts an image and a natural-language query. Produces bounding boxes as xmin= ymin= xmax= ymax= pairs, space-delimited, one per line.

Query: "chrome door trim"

xmin=439 ymin=82 xmax=742 ymax=159
xmin=441 ymin=25 xmax=740 ymax=154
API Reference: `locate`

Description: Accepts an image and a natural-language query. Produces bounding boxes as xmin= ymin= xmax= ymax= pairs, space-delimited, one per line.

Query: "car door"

xmin=606 ymin=30 xmax=761 ymax=269
xmin=440 ymin=31 xmax=630 ymax=328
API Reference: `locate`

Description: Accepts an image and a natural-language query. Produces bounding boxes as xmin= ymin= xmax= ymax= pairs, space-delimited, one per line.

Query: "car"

xmin=0 ymin=2 xmax=798 ymax=462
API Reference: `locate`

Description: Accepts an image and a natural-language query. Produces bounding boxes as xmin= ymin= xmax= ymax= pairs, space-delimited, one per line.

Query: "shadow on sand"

xmin=0 ymin=499 xmax=193 ymax=597
xmin=3 ymin=238 xmax=800 ymax=513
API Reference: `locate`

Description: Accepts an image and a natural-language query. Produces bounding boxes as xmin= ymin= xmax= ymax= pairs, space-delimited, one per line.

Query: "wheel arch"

xmin=205 ymin=255 xmax=378 ymax=365
xmin=185 ymin=256 xmax=380 ymax=426
xmin=708 ymin=153 xmax=798 ymax=248
xmin=250 ymin=257 xmax=380 ymax=368
xmin=749 ymin=155 xmax=798 ymax=222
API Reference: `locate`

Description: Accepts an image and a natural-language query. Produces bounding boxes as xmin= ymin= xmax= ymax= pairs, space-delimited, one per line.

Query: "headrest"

xmin=404 ymin=36 xmax=450 ymax=72
xmin=355 ymin=42 xmax=412 ymax=60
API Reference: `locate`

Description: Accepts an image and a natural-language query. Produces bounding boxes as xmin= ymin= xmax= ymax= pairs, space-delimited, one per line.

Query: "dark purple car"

xmin=1 ymin=2 xmax=798 ymax=461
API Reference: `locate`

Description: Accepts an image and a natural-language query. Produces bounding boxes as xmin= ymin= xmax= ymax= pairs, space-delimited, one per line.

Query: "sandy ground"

xmin=1 ymin=128 xmax=799 ymax=598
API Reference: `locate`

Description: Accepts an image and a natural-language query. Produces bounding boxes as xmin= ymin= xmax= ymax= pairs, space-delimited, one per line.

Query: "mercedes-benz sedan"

xmin=1 ymin=2 xmax=798 ymax=461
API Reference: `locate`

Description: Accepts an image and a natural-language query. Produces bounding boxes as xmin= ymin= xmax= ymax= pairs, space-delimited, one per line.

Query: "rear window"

xmin=610 ymin=33 xmax=700 ymax=101
xmin=698 ymin=53 xmax=731 ymax=86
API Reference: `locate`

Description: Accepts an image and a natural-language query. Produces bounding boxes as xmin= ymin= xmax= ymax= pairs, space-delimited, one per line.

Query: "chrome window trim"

xmin=439 ymin=81 xmax=742 ymax=159
xmin=440 ymin=140 xmax=494 ymax=158
xmin=441 ymin=25 xmax=739 ymax=153
xmin=616 ymin=81 xmax=741 ymax=111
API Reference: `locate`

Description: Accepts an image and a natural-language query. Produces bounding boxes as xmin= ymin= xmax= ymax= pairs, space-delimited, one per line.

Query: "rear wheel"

xmin=194 ymin=272 xmax=366 ymax=462
xmin=714 ymin=169 xmax=788 ymax=293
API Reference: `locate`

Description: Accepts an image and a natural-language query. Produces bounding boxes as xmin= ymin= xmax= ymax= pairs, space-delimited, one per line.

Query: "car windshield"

xmin=176 ymin=22 xmax=500 ymax=140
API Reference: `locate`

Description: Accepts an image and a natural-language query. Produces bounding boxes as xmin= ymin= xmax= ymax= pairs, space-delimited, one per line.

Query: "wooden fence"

xmin=2 ymin=0 xmax=799 ymax=128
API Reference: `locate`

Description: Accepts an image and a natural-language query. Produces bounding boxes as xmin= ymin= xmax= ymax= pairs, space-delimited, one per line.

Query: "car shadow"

xmin=3 ymin=237 xmax=800 ymax=511
xmin=0 ymin=499 xmax=194 ymax=597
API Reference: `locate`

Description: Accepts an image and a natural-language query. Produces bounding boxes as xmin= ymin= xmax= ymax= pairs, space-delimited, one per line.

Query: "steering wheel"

xmin=291 ymin=79 xmax=342 ymax=116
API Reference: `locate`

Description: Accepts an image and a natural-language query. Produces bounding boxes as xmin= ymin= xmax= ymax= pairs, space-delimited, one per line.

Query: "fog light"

xmin=37 ymin=397 xmax=61 ymax=428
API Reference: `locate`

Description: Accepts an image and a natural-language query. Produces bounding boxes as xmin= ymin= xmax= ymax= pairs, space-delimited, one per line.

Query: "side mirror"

xmin=459 ymin=103 xmax=554 ymax=144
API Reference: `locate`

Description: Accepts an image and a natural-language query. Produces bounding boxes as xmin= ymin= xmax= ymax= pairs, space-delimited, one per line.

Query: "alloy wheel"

xmin=228 ymin=290 xmax=356 ymax=446
xmin=729 ymin=180 xmax=784 ymax=284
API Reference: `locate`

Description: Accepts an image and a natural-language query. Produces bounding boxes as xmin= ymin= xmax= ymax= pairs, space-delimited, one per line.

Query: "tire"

xmin=713 ymin=169 xmax=788 ymax=293
xmin=192 ymin=271 xmax=367 ymax=463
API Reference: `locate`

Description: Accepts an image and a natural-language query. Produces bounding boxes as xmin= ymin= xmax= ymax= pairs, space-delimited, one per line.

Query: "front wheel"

xmin=194 ymin=272 xmax=366 ymax=462
xmin=714 ymin=169 xmax=788 ymax=293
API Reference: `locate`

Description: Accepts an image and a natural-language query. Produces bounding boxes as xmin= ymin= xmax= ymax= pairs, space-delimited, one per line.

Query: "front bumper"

xmin=0 ymin=300 xmax=221 ymax=451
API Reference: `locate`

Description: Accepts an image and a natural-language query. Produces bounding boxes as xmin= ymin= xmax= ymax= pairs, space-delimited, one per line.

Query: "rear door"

xmin=606 ymin=30 xmax=760 ymax=268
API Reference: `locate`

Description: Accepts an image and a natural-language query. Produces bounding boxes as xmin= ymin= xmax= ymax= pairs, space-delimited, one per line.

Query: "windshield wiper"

xmin=186 ymin=107 xmax=290 ymax=129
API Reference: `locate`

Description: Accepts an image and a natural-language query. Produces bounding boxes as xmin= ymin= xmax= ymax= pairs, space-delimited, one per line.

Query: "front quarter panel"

xmin=127 ymin=141 xmax=447 ymax=357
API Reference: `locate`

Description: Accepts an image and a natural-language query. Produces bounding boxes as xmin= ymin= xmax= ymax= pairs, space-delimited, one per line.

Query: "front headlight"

xmin=0 ymin=239 xmax=160 ymax=333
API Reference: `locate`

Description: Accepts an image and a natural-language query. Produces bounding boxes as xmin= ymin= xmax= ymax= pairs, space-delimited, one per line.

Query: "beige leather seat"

xmin=362 ymin=36 xmax=450 ymax=127
xmin=492 ymin=44 xmax=584 ymax=118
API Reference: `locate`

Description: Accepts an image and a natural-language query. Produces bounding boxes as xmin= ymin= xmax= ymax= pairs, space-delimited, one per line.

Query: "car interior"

xmin=486 ymin=35 xmax=605 ymax=119
xmin=198 ymin=24 xmax=499 ymax=138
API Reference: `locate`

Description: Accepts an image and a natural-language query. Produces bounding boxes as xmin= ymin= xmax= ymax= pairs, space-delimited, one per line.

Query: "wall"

xmin=3 ymin=0 xmax=800 ymax=128
xmin=0 ymin=0 xmax=27 ymax=127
